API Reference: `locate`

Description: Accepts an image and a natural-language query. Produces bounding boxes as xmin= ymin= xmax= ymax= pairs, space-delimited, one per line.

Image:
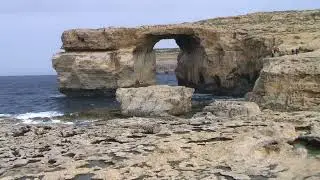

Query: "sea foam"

xmin=15 ymin=111 xmax=63 ymax=120
xmin=14 ymin=111 xmax=66 ymax=124
xmin=0 ymin=114 xmax=12 ymax=119
xmin=49 ymin=94 xmax=66 ymax=98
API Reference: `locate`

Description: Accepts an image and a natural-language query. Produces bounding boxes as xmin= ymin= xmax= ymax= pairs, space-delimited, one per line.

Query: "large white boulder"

xmin=116 ymin=85 xmax=194 ymax=116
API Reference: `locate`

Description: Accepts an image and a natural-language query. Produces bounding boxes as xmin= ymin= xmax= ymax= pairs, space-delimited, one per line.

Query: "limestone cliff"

xmin=195 ymin=9 xmax=320 ymax=53
xmin=248 ymin=51 xmax=320 ymax=111
xmin=53 ymin=9 xmax=320 ymax=111
xmin=53 ymin=25 xmax=271 ymax=96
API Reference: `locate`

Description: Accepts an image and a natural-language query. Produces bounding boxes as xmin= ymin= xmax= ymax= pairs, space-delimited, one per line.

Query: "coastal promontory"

xmin=53 ymin=9 xmax=320 ymax=111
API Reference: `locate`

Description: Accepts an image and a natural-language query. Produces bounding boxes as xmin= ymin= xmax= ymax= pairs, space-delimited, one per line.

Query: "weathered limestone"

xmin=195 ymin=9 xmax=320 ymax=54
xmin=2 ymin=110 xmax=320 ymax=179
xmin=116 ymin=85 xmax=194 ymax=116
xmin=52 ymin=9 xmax=320 ymax=111
xmin=248 ymin=51 xmax=320 ymax=111
xmin=53 ymin=51 xmax=136 ymax=96
xmin=53 ymin=25 xmax=271 ymax=96
xmin=203 ymin=100 xmax=261 ymax=117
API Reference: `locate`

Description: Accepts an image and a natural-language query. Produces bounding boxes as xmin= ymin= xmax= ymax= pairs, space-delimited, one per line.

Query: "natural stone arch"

xmin=53 ymin=25 xmax=272 ymax=97
xmin=132 ymin=33 xmax=208 ymax=89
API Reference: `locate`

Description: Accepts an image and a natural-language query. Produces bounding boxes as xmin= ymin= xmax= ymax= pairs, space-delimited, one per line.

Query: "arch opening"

xmin=133 ymin=34 xmax=208 ymax=91
xmin=154 ymin=39 xmax=179 ymax=86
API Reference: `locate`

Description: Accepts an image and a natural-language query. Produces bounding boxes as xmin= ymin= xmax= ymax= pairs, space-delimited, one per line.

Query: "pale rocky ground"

xmin=3 ymin=9 xmax=320 ymax=180
xmin=203 ymin=100 xmax=261 ymax=118
xmin=1 ymin=109 xmax=320 ymax=179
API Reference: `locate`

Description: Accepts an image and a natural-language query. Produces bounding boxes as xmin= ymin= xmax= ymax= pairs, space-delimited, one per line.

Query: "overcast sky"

xmin=0 ymin=0 xmax=319 ymax=76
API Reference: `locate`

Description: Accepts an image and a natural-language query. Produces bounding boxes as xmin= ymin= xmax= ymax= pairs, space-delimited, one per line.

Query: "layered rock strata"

xmin=53 ymin=25 xmax=271 ymax=97
xmin=1 ymin=110 xmax=320 ymax=179
xmin=116 ymin=85 xmax=194 ymax=116
xmin=248 ymin=51 xmax=320 ymax=111
xmin=52 ymin=9 xmax=320 ymax=111
xmin=195 ymin=9 xmax=320 ymax=54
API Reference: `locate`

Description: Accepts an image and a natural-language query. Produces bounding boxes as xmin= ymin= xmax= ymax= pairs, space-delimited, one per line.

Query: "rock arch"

xmin=53 ymin=25 xmax=272 ymax=97
xmin=132 ymin=33 xmax=207 ymax=89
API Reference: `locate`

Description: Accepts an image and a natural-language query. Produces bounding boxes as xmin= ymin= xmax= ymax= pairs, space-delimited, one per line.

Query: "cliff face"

xmin=53 ymin=51 xmax=135 ymax=96
xmin=53 ymin=9 xmax=320 ymax=111
xmin=248 ymin=51 xmax=320 ymax=111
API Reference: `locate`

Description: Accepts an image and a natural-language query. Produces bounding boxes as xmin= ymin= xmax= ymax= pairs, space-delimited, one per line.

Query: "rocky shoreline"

xmin=1 ymin=109 xmax=320 ymax=179
xmin=2 ymin=9 xmax=320 ymax=180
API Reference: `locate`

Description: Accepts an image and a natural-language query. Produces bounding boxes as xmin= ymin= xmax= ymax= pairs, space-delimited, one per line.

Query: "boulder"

xmin=116 ymin=85 xmax=194 ymax=116
xmin=248 ymin=51 xmax=320 ymax=111
xmin=203 ymin=100 xmax=261 ymax=118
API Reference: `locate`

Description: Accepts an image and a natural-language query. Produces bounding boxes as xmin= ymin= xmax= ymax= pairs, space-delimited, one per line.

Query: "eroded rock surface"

xmin=203 ymin=100 xmax=261 ymax=117
xmin=53 ymin=24 xmax=271 ymax=97
xmin=116 ymin=85 xmax=194 ymax=116
xmin=196 ymin=9 xmax=320 ymax=54
xmin=248 ymin=50 xmax=320 ymax=111
xmin=53 ymin=10 xmax=320 ymax=98
xmin=1 ymin=110 xmax=320 ymax=179
xmin=53 ymin=51 xmax=135 ymax=96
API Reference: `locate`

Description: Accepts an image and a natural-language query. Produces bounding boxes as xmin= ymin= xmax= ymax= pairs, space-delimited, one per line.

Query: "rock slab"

xmin=203 ymin=100 xmax=261 ymax=117
xmin=116 ymin=85 xmax=194 ymax=116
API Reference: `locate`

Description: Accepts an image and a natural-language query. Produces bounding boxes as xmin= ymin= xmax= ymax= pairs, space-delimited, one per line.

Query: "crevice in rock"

xmin=131 ymin=175 xmax=153 ymax=180
xmin=295 ymin=125 xmax=312 ymax=134
xmin=215 ymin=165 xmax=232 ymax=171
xmin=90 ymin=137 xmax=123 ymax=144
xmin=72 ymin=173 xmax=95 ymax=180
xmin=79 ymin=160 xmax=114 ymax=169
xmin=188 ymin=137 xmax=233 ymax=143
xmin=214 ymin=172 xmax=236 ymax=180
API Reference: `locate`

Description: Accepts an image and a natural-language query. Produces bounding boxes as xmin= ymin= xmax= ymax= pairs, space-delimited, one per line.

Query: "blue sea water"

xmin=156 ymin=72 xmax=178 ymax=86
xmin=0 ymin=73 xmax=218 ymax=123
xmin=0 ymin=73 xmax=178 ymax=118
xmin=0 ymin=75 xmax=118 ymax=115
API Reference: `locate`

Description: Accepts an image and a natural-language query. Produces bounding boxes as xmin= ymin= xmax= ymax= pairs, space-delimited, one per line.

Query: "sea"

xmin=0 ymin=72 xmax=203 ymax=124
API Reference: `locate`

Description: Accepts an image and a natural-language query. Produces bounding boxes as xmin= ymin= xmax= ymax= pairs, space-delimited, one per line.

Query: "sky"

xmin=0 ymin=1 xmax=319 ymax=76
